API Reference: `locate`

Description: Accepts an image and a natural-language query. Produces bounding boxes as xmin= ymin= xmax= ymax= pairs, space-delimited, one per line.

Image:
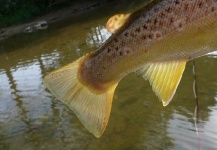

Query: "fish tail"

xmin=43 ymin=56 xmax=118 ymax=138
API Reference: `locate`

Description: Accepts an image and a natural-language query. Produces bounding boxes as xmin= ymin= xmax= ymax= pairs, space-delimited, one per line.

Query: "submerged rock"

xmin=23 ymin=21 xmax=48 ymax=33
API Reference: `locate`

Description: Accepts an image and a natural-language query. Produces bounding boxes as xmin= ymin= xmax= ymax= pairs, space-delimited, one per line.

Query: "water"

xmin=0 ymin=1 xmax=217 ymax=149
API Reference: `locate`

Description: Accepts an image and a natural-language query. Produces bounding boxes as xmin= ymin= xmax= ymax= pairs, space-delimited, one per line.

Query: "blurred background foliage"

xmin=0 ymin=0 xmax=111 ymax=28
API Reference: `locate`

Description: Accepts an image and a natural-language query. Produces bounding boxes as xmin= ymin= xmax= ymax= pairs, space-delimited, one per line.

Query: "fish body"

xmin=44 ymin=0 xmax=217 ymax=138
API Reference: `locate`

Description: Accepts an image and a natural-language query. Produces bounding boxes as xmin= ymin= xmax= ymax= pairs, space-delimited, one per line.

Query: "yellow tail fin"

xmin=43 ymin=57 xmax=118 ymax=138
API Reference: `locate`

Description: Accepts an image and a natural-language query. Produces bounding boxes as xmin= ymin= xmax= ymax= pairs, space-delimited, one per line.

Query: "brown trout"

xmin=43 ymin=0 xmax=217 ymax=138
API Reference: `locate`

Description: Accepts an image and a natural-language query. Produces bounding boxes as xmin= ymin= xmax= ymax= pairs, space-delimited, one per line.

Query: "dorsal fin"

xmin=106 ymin=13 xmax=131 ymax=33
xmin=137 ymin=60 xmax=187 ymax=106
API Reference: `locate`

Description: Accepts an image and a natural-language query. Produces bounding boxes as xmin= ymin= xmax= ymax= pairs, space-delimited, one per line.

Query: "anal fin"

xmin=137 ymin=60 xmax=187 ymax=106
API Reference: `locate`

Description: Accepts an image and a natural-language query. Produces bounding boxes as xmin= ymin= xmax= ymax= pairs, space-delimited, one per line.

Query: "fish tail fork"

xmin=43 ymin=56 xmax=118 ymax=138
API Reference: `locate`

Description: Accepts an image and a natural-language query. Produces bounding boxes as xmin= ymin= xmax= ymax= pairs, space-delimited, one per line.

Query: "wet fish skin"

xmin=83 ymin=0 xmax=217 ymax=85
xmin=43 ymin=0 xmax=217 ymax=138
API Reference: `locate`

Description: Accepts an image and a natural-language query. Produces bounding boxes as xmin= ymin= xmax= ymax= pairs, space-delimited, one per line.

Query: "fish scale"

xmin=43 ymin=0 xmax=217 ymax=138
xmin=92 ymin=0 xmax=217 ymax=75
xmin=110 ymin=2 xmax=212 ymax=74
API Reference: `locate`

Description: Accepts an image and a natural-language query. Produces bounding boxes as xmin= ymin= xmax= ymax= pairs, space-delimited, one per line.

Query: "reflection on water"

xmin=86 ymin=25 xmax=111 ymax=48
xmin=0 ymin=0 xmax=217 ymax=149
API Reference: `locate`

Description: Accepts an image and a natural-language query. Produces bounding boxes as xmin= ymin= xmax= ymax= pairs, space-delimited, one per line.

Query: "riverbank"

xmin=0 ymin=1 xmax=113 ymax=41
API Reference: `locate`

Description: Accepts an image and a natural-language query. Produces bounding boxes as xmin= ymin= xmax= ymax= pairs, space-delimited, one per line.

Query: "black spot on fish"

xmin=211 ymin=6 xmax=216 ymax=12
xmin=119 ymin=51 xmax=123 ymax=56
xmin=136 ymin=27 xmax=141 ymax=32
xmin=149 ymin=34 xmax=153 ymax=39
xmin=107 ymin=48 xmax=111 ymax=53
xmin=142 ymin=35 xmax=147 ymax=40
xmin=154 ymin=18 xmax=158 ymax=25
xmin=198 ymin=2 xmax=203 ymax=8
xmin=126 ymin=50 xmax=131 ymax=54
xmin=175 ymin=0 xmax=180 ymax=4
xmin=166 ymin=7 xmax=172 ymax=13
xmin=184 ymin=4 xmax=189 ymax=10
xmin=170 ymin=17 xmax=174 ymax=25
xmin=156 ymin=33 xmax=161 ymax=38
xmin=143 ymin=24 xmax=148 ymax=29
xmin=124 ymin=32 xmax=129 ymax=37
xmin=159 ymin=21 xmax=164 ymax=26
xmin=160 ymin=12 xmax=166 ymax=18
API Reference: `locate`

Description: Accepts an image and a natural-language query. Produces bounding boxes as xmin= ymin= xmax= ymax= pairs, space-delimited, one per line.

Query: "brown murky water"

xmin=0 ymin=1 xmax=217 ymax=149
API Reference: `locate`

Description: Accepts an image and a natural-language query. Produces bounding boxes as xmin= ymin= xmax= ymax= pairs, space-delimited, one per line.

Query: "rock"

xmin=33 ymin=21 xmax=48 ymax=30
xmin=23 ymin=21 xmax=48 ymax=33
xmin=23 ymin=26 xmax=34 ymax=33
xmin=0 ymin=29 xmax=5 ymax=34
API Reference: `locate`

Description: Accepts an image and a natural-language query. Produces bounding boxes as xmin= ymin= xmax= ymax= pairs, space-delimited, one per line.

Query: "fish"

xmin=43 ymin=0 xmax=217 ymax=138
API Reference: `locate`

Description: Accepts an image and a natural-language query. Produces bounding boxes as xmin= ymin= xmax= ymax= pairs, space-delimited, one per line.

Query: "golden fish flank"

xmin=43 ymin=0 xmax=217 ymax=138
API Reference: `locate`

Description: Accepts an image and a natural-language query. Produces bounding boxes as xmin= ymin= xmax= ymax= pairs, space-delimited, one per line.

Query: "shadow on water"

xmin=0 ymin=0 xmax=217 ymax=149
xmin=0 ymin=0 xmax=151 ymax=53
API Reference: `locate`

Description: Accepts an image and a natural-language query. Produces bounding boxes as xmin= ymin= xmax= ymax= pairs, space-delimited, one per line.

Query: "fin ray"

xmin=137 ymin=60 xmax=187 ymax=106
xmin=43 ymin=57 xmax=118 ymax=138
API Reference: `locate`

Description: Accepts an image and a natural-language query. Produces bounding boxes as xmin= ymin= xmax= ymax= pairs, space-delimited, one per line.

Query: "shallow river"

xmin=0 ymin=1 xmax=217 ymax=149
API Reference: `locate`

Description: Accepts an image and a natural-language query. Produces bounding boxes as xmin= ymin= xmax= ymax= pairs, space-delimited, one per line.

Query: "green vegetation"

xmin=0 ymin=0 xmax=107 ymax=28
xmin=0 ymin=0 xmax=48 ymax=27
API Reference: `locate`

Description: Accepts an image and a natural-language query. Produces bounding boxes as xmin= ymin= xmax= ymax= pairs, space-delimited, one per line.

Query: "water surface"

xmin=0 ymin=1 xmax=217 ymax=149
